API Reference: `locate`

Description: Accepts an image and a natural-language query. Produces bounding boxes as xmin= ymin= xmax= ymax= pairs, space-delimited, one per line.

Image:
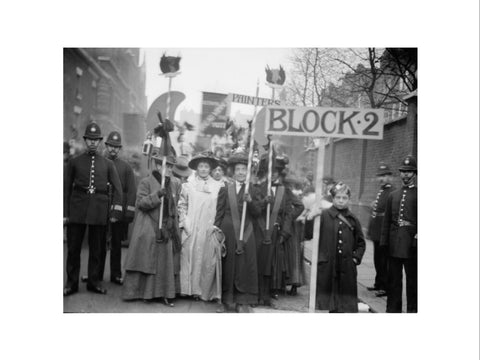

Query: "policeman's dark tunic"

xmin=316 ymin=206 xmax=366 ymax=313
xmin=107 ymin=156 xmax=137 ymax=279
xmin=381 ymin=184 xmax=417 ymax=312
xmin=214 ymin=182 xmax=261 ymax=305
xmin=64 ymin=152 xmax=123 ymax=287
xmin=367 ymin=183 xmax=395 ymax=290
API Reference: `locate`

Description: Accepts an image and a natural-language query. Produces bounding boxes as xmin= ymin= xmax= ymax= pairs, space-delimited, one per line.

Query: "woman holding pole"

xmin=122 ymin=152 xmax=182 ymax=306
xmin=213 ymin=152 xmax=262 ymax=313
xmin=252 ymin=154 xmax=294 ymax=305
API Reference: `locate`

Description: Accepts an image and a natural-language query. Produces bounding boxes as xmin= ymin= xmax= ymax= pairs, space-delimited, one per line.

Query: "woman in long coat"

xmin=122 ymin=153 xmax=182 ymax=306
xmin=214 ymin=152 xmax=262 ymax=312
xmin=252 ymin=154 xmax=294 ymax=305
xmin=283 ymin=176 xmax=306 ymax=296
xmin=178 ymin=153 xmax=223 ymax=300
xmin=314 ymin=182 xmax=366 ymax=313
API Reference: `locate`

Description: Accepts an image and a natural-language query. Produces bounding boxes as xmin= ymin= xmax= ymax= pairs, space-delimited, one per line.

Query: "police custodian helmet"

xmin=398 ymin=155 xmax=417 ymax=172
xmin=105 ymin=131 xmax=122 ymax=147
xmin=376 ymin=162 xmax=393 ymax=176
xmin=83 ymin=122 xmax=103 ymax=140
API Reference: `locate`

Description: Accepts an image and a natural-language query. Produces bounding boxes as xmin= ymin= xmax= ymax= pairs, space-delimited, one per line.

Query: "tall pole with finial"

xmin=157 ymin=53 xmax=181 ymax=230
xmin=266 ymin=85 xmax=276 ymax=230
xmin=239 ymin=79 xmax=260 ymax=245
xmin=264 ymin=64 xmax=285 ymax=229
xmin=158 ymin=75 xmax=174 ymax=230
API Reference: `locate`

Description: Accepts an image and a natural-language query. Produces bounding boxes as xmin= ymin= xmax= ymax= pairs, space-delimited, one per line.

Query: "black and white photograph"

xmin=62 ymin=47 xmax=418 ymax=314
xmin=2 ymin=1 xmax=478 ymax=360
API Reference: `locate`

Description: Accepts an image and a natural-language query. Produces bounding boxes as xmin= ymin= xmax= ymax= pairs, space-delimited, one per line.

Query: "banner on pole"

xmin=265 ymin=106 xmax=384 ymax=140
xmin=201 ymin=92 xmax=231 ymax=135
xmin=230 ymin=93 xmax=280 ymax=106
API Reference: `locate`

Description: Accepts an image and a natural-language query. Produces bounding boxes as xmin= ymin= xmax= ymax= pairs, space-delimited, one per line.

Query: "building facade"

xmin=64 ymin=48 xmax=147 ymax=153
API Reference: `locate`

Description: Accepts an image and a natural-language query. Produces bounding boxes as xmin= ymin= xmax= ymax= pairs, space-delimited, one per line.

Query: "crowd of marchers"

xmin=64 ymin=122 xmax=417 ymax=313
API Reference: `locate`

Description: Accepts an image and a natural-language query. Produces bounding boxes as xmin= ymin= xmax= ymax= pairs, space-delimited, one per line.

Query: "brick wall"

xmin=321 ymin=99 xmax=417 ymax=229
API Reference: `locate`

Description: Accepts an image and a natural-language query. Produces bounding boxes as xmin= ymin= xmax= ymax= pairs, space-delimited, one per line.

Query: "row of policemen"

xmin=64 ymin=123 xmax=137 ymax=296
xmin=368 ymin=156 xmax=418 ymax=312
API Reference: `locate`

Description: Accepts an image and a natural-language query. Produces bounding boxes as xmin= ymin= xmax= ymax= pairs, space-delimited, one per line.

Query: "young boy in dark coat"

xmin=314 ymin=182 xmax=366 ymax=313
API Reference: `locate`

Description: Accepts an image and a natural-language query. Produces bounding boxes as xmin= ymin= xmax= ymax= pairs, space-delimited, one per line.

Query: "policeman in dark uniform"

xmin=367 ymin=163 xmax=395 ymax=297
xmin=381 ymin=155 xmax=417 ymax=312
xmin=103 ymin=131 xmax=136 ymax=285
xmin=64 ymin=123 xmax=123 ymax=296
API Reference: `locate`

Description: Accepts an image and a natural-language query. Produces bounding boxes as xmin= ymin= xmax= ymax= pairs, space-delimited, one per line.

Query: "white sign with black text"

xmin=265 ymin=106 xmax=384 ymax=140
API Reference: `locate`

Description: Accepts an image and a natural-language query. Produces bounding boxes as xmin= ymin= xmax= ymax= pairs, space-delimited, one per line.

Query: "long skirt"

xmin=122 ymin=241 xmax=179 ymax=300
xmin=285 ymin=221 xmax=305 ymax=287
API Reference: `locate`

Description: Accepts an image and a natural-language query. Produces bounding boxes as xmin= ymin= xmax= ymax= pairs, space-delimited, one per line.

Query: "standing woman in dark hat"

xmin=177 ymin=152 xmax=223 ymax=301
xmin=122 ymin=152 xmax=182 ymax=306
xmin=252 ymin=154 xmax=295 ymax=305
xmin=283 ymin=174 xmax=306 ymax=296
xmin=214 ymin=152 xmax=262 ymax=312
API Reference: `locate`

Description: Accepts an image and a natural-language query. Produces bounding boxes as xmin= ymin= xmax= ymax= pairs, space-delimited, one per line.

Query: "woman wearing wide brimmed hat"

xmin=213 ymin=152 xmax=262 ymax=312
xmin=172 ymin=155 xmax=192 ymax=184
xmin=122 ymin=150 xmax=182 ymax=306
xmin=177 ymin=152 xmax=224 ymax=301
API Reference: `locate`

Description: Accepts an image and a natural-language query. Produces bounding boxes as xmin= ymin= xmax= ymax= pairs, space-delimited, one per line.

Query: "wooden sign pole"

xmin=308 ymin=138 xmax=326 ymax=313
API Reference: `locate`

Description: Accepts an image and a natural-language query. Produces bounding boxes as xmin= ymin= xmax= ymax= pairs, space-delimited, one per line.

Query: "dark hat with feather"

xmin=188 ymin=151 xmax=218 ymax=170
xmin=227 ymin=151 xmax=249 ymax=167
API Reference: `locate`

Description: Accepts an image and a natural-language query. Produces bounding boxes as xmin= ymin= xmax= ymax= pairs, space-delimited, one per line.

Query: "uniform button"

xmin=339 ymin=240 xmax=342 ymax=244
xmin=339 ymin=230 xmax=342 ymax=234
xmin=339 ymin=222 xmax=342 ymax=225
xmin=338 ymin=250 xmax=342 ymax=254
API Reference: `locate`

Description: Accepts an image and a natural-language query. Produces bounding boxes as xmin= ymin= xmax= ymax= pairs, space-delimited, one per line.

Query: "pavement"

xmin=64 ymin=236 xmax=406 ymax=313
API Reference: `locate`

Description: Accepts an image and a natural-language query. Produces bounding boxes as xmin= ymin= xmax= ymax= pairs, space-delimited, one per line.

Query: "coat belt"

xmin=73 ymin=184 xmax=108 ymax=195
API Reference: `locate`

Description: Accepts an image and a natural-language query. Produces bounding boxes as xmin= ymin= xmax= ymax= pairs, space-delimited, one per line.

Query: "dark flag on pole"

xmin=153 ymin=111 xmax=177 ymax=158
xmin=265 ymin=65 xmax=286 ymax=86
xmin=160 ymin=54 xmax=181 ymax=74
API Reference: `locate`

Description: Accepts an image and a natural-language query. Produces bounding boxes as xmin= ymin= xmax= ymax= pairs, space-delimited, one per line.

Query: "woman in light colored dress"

xmin=178 ymin=153 xmax=223 ymax=301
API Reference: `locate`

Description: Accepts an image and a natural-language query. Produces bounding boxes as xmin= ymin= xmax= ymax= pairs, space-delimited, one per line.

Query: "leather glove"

xmin=243 ymin=193 xmax=252 ymax=203
xmin=157 ymin=188 xmax=166 ymax=198
xmin=264 ymin=195 xmax=274 ymax=205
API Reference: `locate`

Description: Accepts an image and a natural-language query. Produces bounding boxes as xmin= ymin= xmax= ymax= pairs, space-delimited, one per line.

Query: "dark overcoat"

xmin=214 ymin=182 xmax=262 ymax=303
xmin=252 ymin=181 xmax=293 ymax=279
xmin=316 ymin=206 xmax=366 ymax=313
xmin=124 ymin=174 xmax=181 ymax=274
